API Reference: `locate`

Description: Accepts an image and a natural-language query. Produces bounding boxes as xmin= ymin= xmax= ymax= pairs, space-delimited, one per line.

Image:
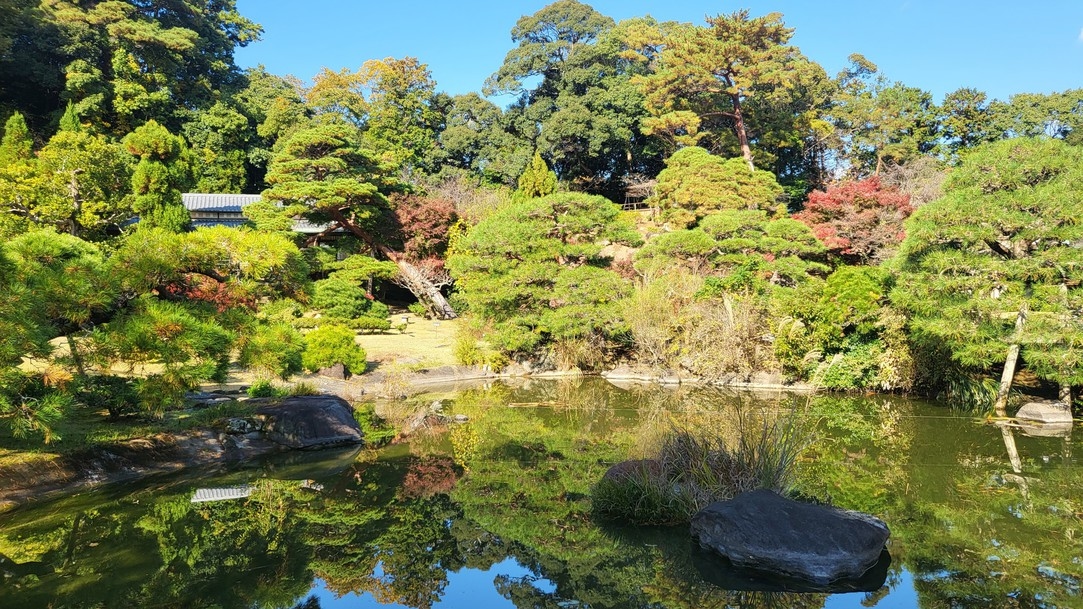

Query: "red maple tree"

xmin=794 ymin=177 xmax=913 ymax=264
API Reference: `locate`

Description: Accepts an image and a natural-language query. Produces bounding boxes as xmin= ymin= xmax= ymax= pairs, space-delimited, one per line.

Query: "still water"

xmin=0 ymin=379 xmax=1080 ymax=609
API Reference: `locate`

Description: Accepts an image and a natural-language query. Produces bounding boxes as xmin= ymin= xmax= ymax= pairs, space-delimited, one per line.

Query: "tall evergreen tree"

xmin=124 ymin=120 xmax=193 ymax=232
xmin=893 ymin=138 xmax=1083 ymax=415
xmin=263 ymin=124 xmax=458 ymax=318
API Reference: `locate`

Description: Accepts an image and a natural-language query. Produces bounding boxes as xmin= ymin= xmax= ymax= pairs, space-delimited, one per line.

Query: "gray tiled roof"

xmin=192 ymin=218 xmax=250 ymax=228
xmin=181 ymin=193 xmax=344 ymax=237
xmin=191 ymin=485 xmax=252 ymax=503
xmin=181 ymin=193 xmax=261 ymax=212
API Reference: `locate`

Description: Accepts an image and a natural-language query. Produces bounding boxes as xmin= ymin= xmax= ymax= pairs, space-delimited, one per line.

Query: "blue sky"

xmin=234 ymin=1 xmax=1083 ymax=104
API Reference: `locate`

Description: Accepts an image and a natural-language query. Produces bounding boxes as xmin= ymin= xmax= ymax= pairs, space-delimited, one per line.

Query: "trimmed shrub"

xmin=311 ymin=278 xmax=388 ymax=319
xmin=347 ymin=316 xmax=392 ymax=333
xmin=301 ymin=324 xmax=367 ymax=374
xmin=237 ymin=322 xmax=304 ymax=380
xmin=247 ymin=379 xmax=287 ymax=398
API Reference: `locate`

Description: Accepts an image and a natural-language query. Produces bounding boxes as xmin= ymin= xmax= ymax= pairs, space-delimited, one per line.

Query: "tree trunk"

xmin=993 ymin=306 xmax=1027 ymax=417
xmin=378 ymin=244 xmax=458 ymax=320
xmin=66 ymin=335 xmax=86 ymax=379
xmin=731 ymin=95 xmax=755 ymax=172
xmin=998 ymin=422 xmax=1023 ymax=474
xmin=327 ymin=209 xmax=458 ymax=319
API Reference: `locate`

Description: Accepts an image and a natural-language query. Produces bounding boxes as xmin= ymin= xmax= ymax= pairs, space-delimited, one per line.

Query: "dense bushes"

xmin=311 ymin=278 xmax=390 ymax=320
xmin=301 ymin=324 xmax=368 ymax=375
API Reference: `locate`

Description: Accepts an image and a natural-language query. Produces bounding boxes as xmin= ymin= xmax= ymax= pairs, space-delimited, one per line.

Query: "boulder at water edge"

xmin=690 ymin=489 xmax=889 ymax=584
xmin=254 ymin=395 xmax=363 ymax=449
xmin=1015 ymin=400 xmax=1073 ymax=424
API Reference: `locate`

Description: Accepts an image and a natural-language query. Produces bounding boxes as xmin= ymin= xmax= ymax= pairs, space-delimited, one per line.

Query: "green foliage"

xmin=43 ymin=0 xmax=261 ymax=135
xmin=816 ymin=339 xmax=885 ymax=390
xmin=514 ymin=151 xmax=557 ymax=200
xmin=0 ymin=370 xmax=70 ymax=443
xmin=346 ymin=316 xmax=392 ymax=333
xmin=988 ymin=88 xmax=1083 ymax=144
xmin=311 ymin=277 xmax=388 ymax=319
xmin=285 ymin=381 xmax=320 ymax=396
xmin=635 ymin=209 xmax=828 ymax=291
xmin=325 ymin=253 xmax=399 ymax=285
xmin=815 ymin=266 xmax=890 ymax=348
xmin=438 ymin=94 xmax=526 ymax=185
xmin=357 ymin=57 xmax=442 ymax=172
xmin=623 ymin=271 xmax=701 ymax=367
xmin=124 ymin=121 xmax=193 ymax=232
xmin=0 ymin=112 xmax=40 ymax=239
xmin=771 ymin=266 xmax=914 ymax=390
xmin=892 ymin=138 xmax=1083 ymax=389
xmin=635 ymin=11 xmax=830 ymax=177
xmin=482 ymin=2 xmax=660 ymax=197
xmin=651 ymin=147 xmax=784 ymax=227
xmin=0 ymin=112 xmax=32 ymax=165
xmin=246 ymin=379 xmax=288 ymax=399
xmin=34 ymin=129 xmax=133 ymax=239
xmin=448 ymin=192 xmax=639 ymax=357
xmin=76 ymin=375 xmax=140 ymax=418
xmin=829 ymin=56 xmax=938 ymax=175
xmin=58 ymin=101 xmax=81 ymax=132
xmin=236 ymin=322 xmax=303 ymax=380
xmin=301 ymin=324 xmax=367 ymax=374
xmin=352 ymin=403 xmax=395 ymax=446
xmin=262 ymin=123 xmax=392 ymax=234
xmin=88 ymin=297 xmax=234 ymax=414
xmin=182 ymin=101 xmax=252 ymax=192
xmin=407 ymin=302 xmax=428 ymax=318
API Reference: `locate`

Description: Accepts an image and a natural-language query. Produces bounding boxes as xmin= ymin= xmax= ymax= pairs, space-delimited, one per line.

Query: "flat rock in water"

xmin=690 ymin=489 xmax=889 ymax=584
xmin=1015 ymin=400 xmax=1073 ymax=424
xmin=255 ymin=395 xmax=363 ymax=449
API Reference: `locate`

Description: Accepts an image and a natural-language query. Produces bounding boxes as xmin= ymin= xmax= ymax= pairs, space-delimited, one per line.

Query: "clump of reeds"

xmin=592 ymin=410 xmax=809 ymax=526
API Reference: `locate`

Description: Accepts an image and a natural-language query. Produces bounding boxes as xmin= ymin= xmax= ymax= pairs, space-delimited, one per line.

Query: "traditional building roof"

xmin=181 ymin=193 xmax=340 ymax=235
xmin=181 ymin=193 xmax=261 ymax=212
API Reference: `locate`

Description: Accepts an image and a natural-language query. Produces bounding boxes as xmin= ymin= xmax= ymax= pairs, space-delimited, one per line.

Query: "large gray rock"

xmin=254 ymin=395 xmax=363 ymax=449
xmin=691 ymin=489 xmax=889 ymax=584
xmin=1015 ymin=400 xmax=1073 ymax=424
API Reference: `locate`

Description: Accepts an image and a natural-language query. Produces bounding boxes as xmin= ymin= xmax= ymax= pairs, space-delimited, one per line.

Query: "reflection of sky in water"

xmin=824 ymin=568 xmax=921 ymax=609
xmin=308 ymin=558 xmax=556 ymax=608
xmin=309 ymin=559 xmax=929 ymax=609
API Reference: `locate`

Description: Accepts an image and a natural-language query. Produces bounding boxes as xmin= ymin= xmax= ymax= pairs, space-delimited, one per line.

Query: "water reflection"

xmin=0 ymin=379 xmax=1079 ymax=609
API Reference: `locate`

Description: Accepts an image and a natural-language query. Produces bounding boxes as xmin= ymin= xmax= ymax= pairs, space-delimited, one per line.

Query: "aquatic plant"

xmin=592 ymin=410 xmax=810 ymax=525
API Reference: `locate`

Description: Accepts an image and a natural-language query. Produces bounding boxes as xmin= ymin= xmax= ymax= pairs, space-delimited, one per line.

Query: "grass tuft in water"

xmin=592 ymin=410 xmax=810 ymax=526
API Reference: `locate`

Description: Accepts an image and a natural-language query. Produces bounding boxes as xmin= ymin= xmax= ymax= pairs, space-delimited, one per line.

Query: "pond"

xmin=0 ymin=378 xmax=1080 ymax=609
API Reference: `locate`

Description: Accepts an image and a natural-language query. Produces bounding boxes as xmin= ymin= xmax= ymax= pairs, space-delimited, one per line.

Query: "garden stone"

xmin=185 ymin=392 xmax=234 ymax=407
xmin=318 ymin=362 xmax=349 ymax=380
xmin=1015 ymin=400 xmax=1073 ymax=424
xmin=224 ymin=418 xmax=256 ymax=434
xmin=254 ymin=395 xmax=363 ymax=449
xmin=691 ymin=489 xmax=889 ymax=584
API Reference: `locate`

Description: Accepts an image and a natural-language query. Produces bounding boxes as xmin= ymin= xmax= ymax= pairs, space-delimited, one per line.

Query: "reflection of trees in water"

xmin=2 ymin=380 xmax=1080 ymax=608
xmin=135 ymin=485 xmax=313 ymax=608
